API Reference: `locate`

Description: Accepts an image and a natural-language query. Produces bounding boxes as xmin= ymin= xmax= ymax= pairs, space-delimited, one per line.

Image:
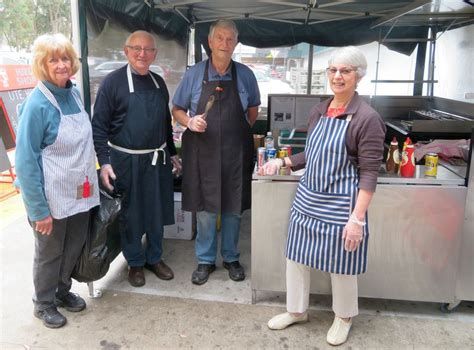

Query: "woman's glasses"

xmin=326 ymin=67 xmax=356 ymax=77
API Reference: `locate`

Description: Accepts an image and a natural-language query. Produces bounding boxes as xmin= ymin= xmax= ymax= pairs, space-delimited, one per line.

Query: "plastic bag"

xmin=72 ymin=189 xmax=122 ymax=282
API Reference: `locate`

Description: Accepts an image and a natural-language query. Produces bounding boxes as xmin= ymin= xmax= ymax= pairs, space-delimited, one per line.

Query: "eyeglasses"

xmin=126 ymin=45 xmax=157 ymax=54
xmin=326 ymin=67 xmax=356 ymax=77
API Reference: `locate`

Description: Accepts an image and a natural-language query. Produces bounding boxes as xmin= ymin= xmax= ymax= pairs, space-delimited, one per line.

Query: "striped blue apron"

xmin=286 ymin=114 xmax=369 ymax=275
xmin=38 ymin=81 xmax=100 ymax=219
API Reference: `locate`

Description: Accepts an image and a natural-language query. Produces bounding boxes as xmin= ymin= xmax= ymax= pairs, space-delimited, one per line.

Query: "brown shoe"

xmin=145 ymin=260 xmax=174 ymax=280
xmin=128 ymin=267 xmax=145 ymax=287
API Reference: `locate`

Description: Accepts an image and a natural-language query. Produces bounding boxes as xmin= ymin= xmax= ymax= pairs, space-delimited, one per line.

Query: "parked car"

xmin=89 ymin=61 xmax=168 ymax=104
xmin=252 ymin=69 xmax=293 ymax=112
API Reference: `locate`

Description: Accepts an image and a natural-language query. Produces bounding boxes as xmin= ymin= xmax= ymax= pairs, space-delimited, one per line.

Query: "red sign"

xmin=0 ymin=65 xmax=37 ymax=91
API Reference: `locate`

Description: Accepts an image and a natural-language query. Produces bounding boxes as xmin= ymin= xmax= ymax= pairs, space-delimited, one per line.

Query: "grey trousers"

xmin=32 ymin=211 xmax=89 ymax=309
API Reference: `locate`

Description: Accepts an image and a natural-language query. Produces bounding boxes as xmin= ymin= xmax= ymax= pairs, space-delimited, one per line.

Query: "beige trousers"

xmin=286 ymin=258 xmax=359 ymax=318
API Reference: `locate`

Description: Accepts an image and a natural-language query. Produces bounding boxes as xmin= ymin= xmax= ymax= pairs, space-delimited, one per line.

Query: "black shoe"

xmin=223 ymin=261 xmax=245 ymax=281
xmin=191 ymin=264 xmax=216 ymax=285
xmin=55 ymin=292 xmax=86 ymax=312
xmin=34 ymin=305 xmax=67 ymax=328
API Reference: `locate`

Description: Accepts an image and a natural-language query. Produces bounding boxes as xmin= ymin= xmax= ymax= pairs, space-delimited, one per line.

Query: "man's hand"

xmin=35 ymin=215 xmax=53 ymax=235
xmin=100 ymin=164 xmax=117 ymax=192
xmin=187 ymin=114 xmax=207 ymax=133
xmin=171 ymin=155 xmax=182 ymax=176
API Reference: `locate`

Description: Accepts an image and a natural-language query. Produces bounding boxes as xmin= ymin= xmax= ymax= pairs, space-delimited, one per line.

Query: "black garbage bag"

xmin=72 ymin=189 xmax=122 ymax=282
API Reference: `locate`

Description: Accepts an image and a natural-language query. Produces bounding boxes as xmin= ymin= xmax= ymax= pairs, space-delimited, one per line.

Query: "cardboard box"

xmin=164 ymin=192 xmax=193 ymax=240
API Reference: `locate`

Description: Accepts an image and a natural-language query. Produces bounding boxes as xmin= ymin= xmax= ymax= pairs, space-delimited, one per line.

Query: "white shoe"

xmin=326 ymin=317 xmax=352 ymax=346
xmin=267 ymin=312 xmax=308 ymax=330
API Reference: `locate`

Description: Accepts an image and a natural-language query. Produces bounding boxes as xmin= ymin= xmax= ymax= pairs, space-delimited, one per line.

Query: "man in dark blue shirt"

xmin=92 ymin=31 xmax=181 ymax=287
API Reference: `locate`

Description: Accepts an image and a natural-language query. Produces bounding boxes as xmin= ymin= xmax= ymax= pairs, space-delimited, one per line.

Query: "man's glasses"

xmin=326 ymin=67 xmax=356 ymax=77
xmin=126 ymin=45 xmax=157 ymax=54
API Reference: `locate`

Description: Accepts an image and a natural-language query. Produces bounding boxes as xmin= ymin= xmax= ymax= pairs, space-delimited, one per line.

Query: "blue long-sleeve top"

xmin=15 ymin=80 xmax=82 ymax=221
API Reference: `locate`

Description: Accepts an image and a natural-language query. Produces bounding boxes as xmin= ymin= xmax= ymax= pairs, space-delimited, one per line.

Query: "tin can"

xmin=266 ymin=148 xmax=277 ymax=160
xmin=279 ymin=167 xmax=289 ymax=176
xmin=424 ymin=153 xmax=438 ymax=177
xmin=277 ymin=148 xmax=288 ymax=159
xmin=285 ymin=145 xmax=292 ymax=156
xmin=257 ymin=147 xmax=266 ymax=170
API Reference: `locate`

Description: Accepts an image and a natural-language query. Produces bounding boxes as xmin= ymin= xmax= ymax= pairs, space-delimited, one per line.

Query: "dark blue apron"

xmin=110 ymin=65 xmax=174 ymax=262
xmin=181 ymin=60 xmax=254 ymax=214
xmin=286 ymin=114 xmax=369 ymax=275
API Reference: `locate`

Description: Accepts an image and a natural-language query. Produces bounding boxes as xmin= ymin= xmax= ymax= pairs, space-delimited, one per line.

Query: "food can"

xmin=277 ymin=148 xmax=288 ymax=159
xmin=279 ymin=167 xmax=289 ymax=176
xmin=257 ymin=147 xmax=266 ymax=170
xmin=266 ymin=148 xmax=277 ymax=160
xmin=424 ymin=153 xmax=438 ymax=177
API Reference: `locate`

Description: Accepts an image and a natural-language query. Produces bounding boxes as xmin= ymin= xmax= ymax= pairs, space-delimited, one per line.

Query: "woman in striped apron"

xmin=15 ymin=34 xmax=99 ymax=329
xmin=262 ymin=47 xmax=386 ymax=346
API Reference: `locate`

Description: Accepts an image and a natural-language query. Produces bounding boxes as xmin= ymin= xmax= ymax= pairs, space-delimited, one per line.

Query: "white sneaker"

xmin=267 ymin=312 xmax=308 ymax=330
xmin=326 ymin=317 xmax=352 ymax=346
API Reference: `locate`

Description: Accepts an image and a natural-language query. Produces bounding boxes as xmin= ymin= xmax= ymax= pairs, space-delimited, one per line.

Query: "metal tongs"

xmin=202 ymin=95 xmax=215 ymax=120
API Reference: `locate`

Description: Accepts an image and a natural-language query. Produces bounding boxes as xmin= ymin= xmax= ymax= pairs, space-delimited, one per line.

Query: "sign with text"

xmin=0 ymin=64 xmax=37 ymax=91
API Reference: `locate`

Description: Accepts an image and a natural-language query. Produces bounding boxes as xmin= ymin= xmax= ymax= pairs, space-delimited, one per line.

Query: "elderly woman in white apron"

xmin=15 ymin=34 xmax=99 ymax=329
xmin=261 ymin=46 xmax=386 ymax=346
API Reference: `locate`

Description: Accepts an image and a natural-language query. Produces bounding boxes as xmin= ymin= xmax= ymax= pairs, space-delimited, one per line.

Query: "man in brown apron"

xmin=172 ymin=20 xmax=260 ymax=285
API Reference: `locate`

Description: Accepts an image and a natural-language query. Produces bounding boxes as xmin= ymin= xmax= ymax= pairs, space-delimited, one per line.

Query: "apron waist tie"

xmin=108 ymin=141 xmax=167 ymax=166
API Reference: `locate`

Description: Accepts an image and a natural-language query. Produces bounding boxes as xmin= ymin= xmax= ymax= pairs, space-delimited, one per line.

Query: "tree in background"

xmin=0 ymin=0 xmax=71 ymax=51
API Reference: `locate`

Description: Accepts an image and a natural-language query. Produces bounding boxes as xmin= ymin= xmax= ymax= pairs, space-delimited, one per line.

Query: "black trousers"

xmin=32 ymin=211 xmax=89 ymax=309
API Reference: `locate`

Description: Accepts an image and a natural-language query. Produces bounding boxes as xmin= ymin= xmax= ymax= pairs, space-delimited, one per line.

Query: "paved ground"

xmin=1 ymin=193 xmax=474 ymax=349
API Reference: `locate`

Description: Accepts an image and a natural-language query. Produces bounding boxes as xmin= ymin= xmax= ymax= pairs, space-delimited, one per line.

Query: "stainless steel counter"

xmin=251 ymin=164 xmax=469 ymax=305
xmin=253 ymin=165 xmax=465 ymax=186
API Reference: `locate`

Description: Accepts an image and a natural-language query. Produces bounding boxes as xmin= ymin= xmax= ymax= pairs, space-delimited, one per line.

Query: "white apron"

xmin=38 ymin=81 xmax=99 ymax=219
xmin=286 ymin=114 xmax=369 ymax=275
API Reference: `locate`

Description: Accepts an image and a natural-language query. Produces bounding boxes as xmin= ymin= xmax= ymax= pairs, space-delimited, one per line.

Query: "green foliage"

xmin=0 ymin=0 xmax=71 ymax=51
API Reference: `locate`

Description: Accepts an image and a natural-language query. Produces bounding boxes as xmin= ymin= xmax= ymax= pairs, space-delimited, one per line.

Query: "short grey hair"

xmin=209 ymin=20 xmax=239 ymax=40
xmin=125 ymin=30 xmax=156 ymax=47
xmin=328 ymin=46 xmax=367 ymax=78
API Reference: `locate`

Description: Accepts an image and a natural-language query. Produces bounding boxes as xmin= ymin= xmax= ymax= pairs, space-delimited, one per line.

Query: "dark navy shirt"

xmin=92 ymin=65 xmax=176 ymax=166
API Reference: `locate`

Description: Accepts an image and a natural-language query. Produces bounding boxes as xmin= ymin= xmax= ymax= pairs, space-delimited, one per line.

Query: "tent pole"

xmin=307 ymin=44 xmax=313 ymax=95
xmin=71 ymin=0 xmax=83 ymax=100
xmin=71 ymin=0 xmax=91 ymax=115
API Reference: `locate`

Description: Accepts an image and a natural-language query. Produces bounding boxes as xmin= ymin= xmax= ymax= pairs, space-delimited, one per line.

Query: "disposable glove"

xmin=187 ymin=114 xmax=207 ymax=133
xmin=259 ymin=158 xmax=283 ymax=176
xmin=342 ymin=215 xmax=364 ymax=252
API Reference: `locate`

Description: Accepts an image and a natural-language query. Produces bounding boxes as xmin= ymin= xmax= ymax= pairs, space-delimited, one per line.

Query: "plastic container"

xmin=386 ymin=136 xmax=400 ymax=174
xmin=264 ymin=131 xmax=274 ymax=149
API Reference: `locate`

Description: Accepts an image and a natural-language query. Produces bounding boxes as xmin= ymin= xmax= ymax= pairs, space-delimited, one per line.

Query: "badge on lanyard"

xmin=76 ymin=176 xmax=94 ymax=199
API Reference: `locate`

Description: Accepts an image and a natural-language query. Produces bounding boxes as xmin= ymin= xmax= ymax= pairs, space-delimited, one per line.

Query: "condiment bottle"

xmin=400 ymin=137 xmax=415 ymax=177
xmin=386 ymin=136 xmax=400 ymax=174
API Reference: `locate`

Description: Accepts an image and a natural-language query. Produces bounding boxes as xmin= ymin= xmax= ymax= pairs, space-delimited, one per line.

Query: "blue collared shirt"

xmin=172 ymin=59 xmax=260 ymax=118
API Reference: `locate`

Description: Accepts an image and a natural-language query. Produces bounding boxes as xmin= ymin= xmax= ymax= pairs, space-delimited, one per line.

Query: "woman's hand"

xmin=258 ymin=158 xmax=283 ymax=176
xmin=35 ymin=215 xmax=53 ymax=235
xmin=342 ymin=220 xmax=363 ymax=252
xmin=187 ymin=114 xmax=207 ymax=132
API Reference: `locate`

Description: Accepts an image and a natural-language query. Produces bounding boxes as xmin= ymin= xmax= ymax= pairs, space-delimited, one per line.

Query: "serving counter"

xmin=251 ymin=164 xmax=471 ymax=308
